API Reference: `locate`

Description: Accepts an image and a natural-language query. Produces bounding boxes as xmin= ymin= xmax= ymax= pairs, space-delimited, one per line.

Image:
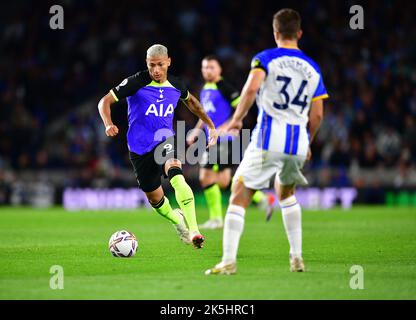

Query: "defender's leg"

xmin=205 ymin=179 xmax=255 ymax=275
xmin=276 ymin=182 xmax=305 ymax=272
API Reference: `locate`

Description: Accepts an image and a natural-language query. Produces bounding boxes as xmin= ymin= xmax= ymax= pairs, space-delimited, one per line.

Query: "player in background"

xmin=205 ymin=9 xmax=328 ymax=273
xmin=98 ymin=44 xmax=218 ymax=249
xmin=187 ymin=56 xmax=275 ymax=230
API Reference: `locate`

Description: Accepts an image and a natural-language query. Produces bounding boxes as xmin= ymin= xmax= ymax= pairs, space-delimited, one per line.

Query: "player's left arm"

xmin=227 ymin=69 xmax=265 ymax=131
xmin=182 ymin=93 xmax=218 ymax=148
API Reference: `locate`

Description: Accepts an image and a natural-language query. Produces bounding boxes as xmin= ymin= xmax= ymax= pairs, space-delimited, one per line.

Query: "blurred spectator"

xmin=376 ymin=126 xmax=401 ymax=166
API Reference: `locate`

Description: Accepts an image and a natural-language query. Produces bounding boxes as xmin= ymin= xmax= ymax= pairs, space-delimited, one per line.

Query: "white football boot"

xmin=205 ymin=261 xmax=237 ymax=275
xmin=290 ymin=255 xmax=306 ymax=272
xmin=199 ymin=218 xmax=223 ymax=230
xmin=173 ymin=209 xmax=191 ymax=245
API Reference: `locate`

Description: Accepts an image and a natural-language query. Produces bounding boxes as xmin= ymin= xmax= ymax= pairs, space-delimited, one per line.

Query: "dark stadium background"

xmin=0 ymin=0 xmax=415 ymax=208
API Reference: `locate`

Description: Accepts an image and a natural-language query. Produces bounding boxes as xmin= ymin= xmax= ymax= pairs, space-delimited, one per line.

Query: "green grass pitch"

xmin=0 ymin=205 xmax=415 ymax=299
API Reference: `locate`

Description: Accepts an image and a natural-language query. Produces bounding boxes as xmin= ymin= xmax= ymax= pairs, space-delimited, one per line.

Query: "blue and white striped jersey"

xmin=250 ymin=46 xmax=328 ymax=157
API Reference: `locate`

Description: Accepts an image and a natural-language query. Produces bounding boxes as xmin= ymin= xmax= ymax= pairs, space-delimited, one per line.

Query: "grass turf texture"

xmin=0 ymin=205 xmax=415 ymax=300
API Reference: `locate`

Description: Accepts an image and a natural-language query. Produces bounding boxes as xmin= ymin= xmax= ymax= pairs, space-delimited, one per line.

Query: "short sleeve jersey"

xmin=249 ymin=47 xmax=328 ymax=156
xmin=110 ymin=70 xmax=189 ymax=155
xmin=199 ymin=78 xmax=240 ymax=141
xmin=250 ymin=47 xmax=328 ymax=126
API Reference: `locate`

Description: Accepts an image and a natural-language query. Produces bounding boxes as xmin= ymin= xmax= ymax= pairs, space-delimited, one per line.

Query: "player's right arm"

xmin=183 ymin=93 xmax=218 ymax=148
xmin=226 ymin=69 xmax=265 ymax=131
xmin=98 ymin=92 xmax=119 ymax=137
xmin=98 ymin=72 xmax=147 ymax=137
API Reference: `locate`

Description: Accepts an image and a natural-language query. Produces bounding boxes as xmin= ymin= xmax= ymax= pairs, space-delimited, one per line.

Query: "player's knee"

xmin=230 ymin=193 xmax=250 ymax=208
xmin=278 ymin=186 xmax=295 ymax=201
xmin=229 ymin=181 xmax=251 ymax=208
xmin=167 ymin=166 xmax=183 ymax=181
xmin=217 ymin=172 xmax=231 ymax=189
xmin=199 ymin=174 xmax=209 ymax=188
xmin=148 ymin=196 xmax=164 ymax=207
xmin=165 ymin=158 xmax=182 ymax=175
xmin=146 ymin=190 xmax=164 ymax=205
xmin=199 ymin=169 xmax=216 ymax=188
xmin=217 ymin=179 xmax=230 ymax=190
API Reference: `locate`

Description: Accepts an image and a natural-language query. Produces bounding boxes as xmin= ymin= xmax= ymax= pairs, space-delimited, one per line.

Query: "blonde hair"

xmin=146 ymin=44 xmax=168 ymax=58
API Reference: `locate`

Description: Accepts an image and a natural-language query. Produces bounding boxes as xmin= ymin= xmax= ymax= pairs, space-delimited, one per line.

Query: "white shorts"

xmin=233 ymin=142 xmax=308 ymax=190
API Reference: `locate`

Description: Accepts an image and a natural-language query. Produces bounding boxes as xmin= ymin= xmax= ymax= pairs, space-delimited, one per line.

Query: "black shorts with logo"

xmin=129 ymin=136 xmax=177 ymax=192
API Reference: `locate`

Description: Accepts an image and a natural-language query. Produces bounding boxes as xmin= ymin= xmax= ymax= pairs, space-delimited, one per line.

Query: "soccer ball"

xmin=108 ymin=230 xmax=138 ymax=258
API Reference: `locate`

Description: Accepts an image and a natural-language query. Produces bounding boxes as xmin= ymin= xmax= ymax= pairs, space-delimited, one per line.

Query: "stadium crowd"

xmin=0 ymin=0 xmax=415 ymax=189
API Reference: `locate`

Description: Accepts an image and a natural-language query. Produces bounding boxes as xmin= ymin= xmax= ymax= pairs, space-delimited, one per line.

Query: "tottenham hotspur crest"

xmin=156 ymin=89 xmax=166 ymax=103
